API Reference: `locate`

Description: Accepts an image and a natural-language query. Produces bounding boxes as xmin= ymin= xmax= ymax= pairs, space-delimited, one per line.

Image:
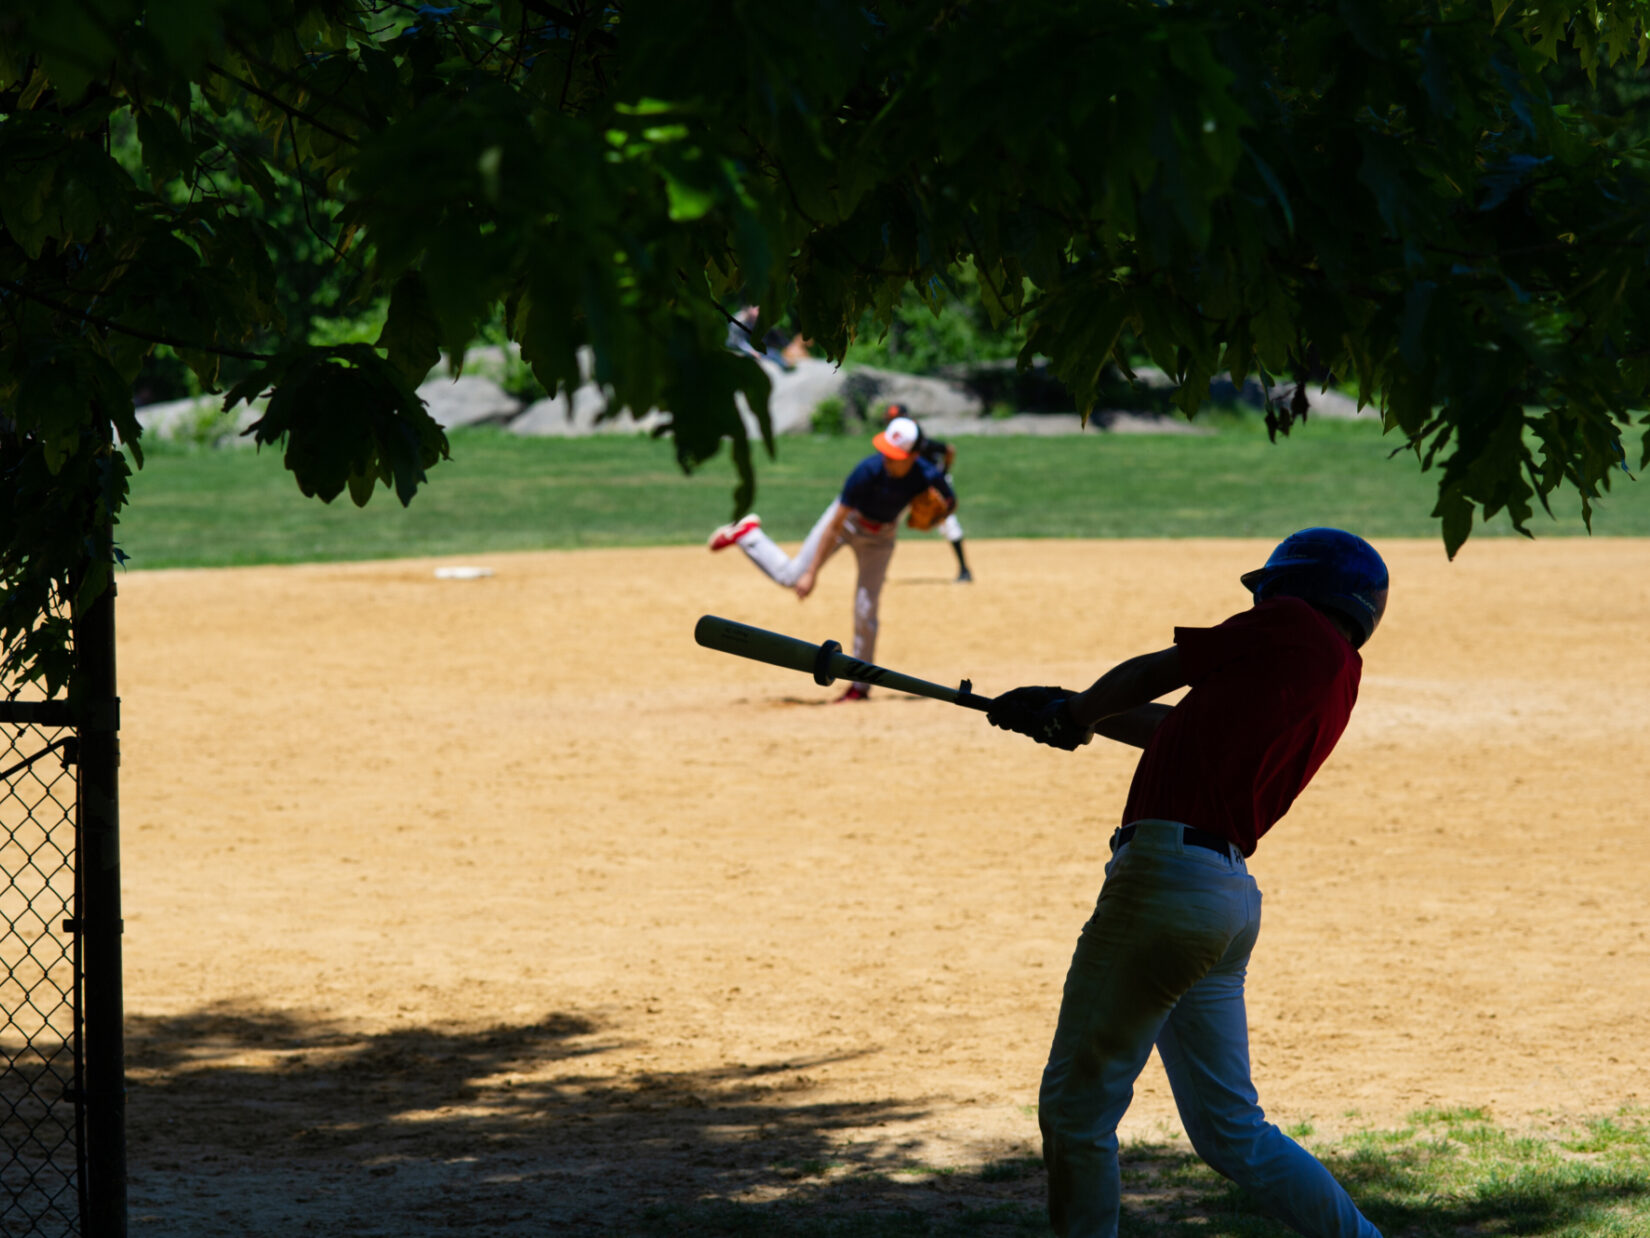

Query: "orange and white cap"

xmin=873 ymin=415 xmax=920 ymax=460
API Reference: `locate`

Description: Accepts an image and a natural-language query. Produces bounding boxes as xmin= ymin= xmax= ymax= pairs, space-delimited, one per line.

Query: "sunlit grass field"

xmin=116 ymin=414 xmax=1649 ymax=570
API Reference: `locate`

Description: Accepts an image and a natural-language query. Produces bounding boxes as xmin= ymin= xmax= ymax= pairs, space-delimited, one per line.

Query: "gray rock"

xmin=838 ymin=364 xmax=984 ymax=422
xmin=594 ymin=405 xmax=672 ymax=436
xmin=1207 ymin=373 xmax=1270 ymax=407
xmin=762 ymin=357 xmax=849 ymax=435
xmin=450 ymin=343 xmax=521 ymax=384
xmin=509 ymin=383 xmax=669 ymax=436
xmin=1123 ymin=364 xmax=1180 ymax=390
xmin=1215 ymin=377 xmax=1373 ymax=421
xmin=920 ymin=411 xmax=1211 ymax=438
xmin=575 ymin=383 xmax=608 ymax=425
xmin=131 ymin=396 xmax=260 ymax=446
xmin=1098 ymin=411 xmax=1212 ymax=435
xmin=509 ymin=394 xmax=575 ymax=436
xmin=934 ymin=356 xmax=1076 ymax=413
xmin=435 ymin=342 xmax=596 ymax=390
xmin=1090 ymin=367 xmax=1375 ymax=421
xmin=415 ymin=374 xmax=522 ymax=429
xmin=1276 ymin=384 xmax=1371 ymax=420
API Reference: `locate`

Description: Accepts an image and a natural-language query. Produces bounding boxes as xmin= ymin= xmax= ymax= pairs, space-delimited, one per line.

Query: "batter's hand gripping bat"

xmin=694 ymin=614 xmax=995 ymax=711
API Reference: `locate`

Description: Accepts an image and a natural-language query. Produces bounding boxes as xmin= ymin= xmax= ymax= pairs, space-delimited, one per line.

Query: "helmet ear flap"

xmin=1315 ymin=603 xmax=1369 ymax=648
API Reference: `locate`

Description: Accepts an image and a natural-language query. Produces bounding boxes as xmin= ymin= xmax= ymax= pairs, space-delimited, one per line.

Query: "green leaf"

xmin=12 ymin=359 xmax=86 ymax=473
xmin=143 ymin=0 xmax=233 ymax=75
xmin=231 ymin=146 xmax=279 ymax=203
xmin=1242 ymin=141 xmax=1295 ymax=234
xmin=662 ymin=166 xmax=718 ymax=221
xmin=1399 ymin=281 xmax=1436 ymax=370
xmin=243 ymin=347 xmax=448 ymax=508
xmin=420 ymin=225 xmax=498 ymax=364
xmin=0 ymin=128 xmax=62 ymax=259
xmin=1432 ymin=486 xmax=1475 ymax=558
xmin=136 ymin=107 xmax=193 ymax=185
xmin=377 ymin=272 xmax=443 ymax=388
xmin=29 ymin=4 xmax=116 ymax=102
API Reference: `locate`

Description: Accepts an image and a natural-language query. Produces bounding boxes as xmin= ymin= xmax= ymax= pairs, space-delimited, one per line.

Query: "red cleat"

xmin=708 ymin=514 xmax=762 ymax=551
xmin=832 ymin=685 xmax=870 ymax=703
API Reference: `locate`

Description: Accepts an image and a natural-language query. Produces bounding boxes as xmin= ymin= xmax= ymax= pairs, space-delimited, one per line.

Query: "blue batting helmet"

xmin=1240 ymin=528 xmax=1389 ymax=648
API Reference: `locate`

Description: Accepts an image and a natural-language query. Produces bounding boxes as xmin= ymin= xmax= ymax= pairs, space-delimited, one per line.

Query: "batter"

xmin=707 ymin=416 xmax=955 ymax=701
xmin=987 ymin=528 xmax=1390 ymax=1238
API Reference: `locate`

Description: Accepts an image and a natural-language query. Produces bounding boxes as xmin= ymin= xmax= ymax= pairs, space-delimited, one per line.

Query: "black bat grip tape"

xmin=813 ymin=640 xmax=841 ymax=686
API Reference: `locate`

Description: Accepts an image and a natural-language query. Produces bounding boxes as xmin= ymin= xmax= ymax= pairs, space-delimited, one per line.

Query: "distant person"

xmin=707 ymin=416 xmax=954 ymax=702
xmin=884 ymin=403 xmax=972 ymax=582
xmin=987 ymin=528 xmax=1391 ymax=1238
xmin=780 ymin=331 xmax=813 ymax=367
xmin=727 ymin=305 xmax=807 ymax=371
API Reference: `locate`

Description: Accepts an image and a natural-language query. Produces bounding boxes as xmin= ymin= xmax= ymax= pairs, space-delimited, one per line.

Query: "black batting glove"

xmin=1028 ymin=697 xmax=1088 ymax=751
xmin=987 ymin=685 xmax=1065 ymax=731
xmin=988 ymin=686 xmax=1087 ymax=750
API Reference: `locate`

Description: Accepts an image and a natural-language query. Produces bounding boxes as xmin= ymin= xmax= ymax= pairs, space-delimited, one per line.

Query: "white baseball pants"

xmin=938 ymin=472 xmax=963 ymax=543
xmin=736 ymin=500 xmax=897 ymax=685
xmin=1041 ymin=819 xmax=1382 ymax=1238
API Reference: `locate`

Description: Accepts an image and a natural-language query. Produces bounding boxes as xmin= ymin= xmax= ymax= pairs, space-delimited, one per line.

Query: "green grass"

xmin=616 ymin=1107 xmax=1650 ymax=1237
xmin=1122 ymin=1105 xmax=1650 ymax=1237
xmin=116 ymin=415 xmax=1649 ymax=570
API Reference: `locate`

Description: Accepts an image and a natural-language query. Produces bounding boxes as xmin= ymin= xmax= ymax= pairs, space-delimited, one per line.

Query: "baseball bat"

xmin=694 ymin=614 xmax=995 ymax=711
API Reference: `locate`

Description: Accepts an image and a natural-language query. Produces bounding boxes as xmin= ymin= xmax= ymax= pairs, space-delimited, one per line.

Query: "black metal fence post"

xmin=74 ymin=580 xmax=125 ymax=1238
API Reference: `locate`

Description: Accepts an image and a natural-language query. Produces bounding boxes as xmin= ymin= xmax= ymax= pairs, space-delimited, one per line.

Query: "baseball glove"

xmin=906 ymin=486 xmax=952 ymax=531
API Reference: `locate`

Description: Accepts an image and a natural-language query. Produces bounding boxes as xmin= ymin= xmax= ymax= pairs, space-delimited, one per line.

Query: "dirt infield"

xmin=111 ymin=537 xmax=1649 ymax=1234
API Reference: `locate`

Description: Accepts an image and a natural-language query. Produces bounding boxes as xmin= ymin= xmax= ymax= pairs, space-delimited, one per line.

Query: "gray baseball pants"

xmin=736 ymin=500 xmax=897 ymax=686
xmin=1041 ymin=820 xmax=1383 ymax=1238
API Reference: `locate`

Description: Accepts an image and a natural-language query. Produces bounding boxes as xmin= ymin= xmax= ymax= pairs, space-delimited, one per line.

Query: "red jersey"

xmin=1120 ymin=596 xmax=1361 ymax=856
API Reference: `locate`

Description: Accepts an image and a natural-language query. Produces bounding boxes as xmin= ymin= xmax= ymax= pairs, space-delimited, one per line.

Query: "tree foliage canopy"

xmin=4 ymin=0 xmax=1650 ymax=693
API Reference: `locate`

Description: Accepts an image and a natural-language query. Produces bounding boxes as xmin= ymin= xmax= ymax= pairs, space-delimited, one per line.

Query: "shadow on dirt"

xmin=123 ymin=1003 xmax=1042 ymax=1235
xmin=123 ymin=1006 xmax=1650 ymax=1237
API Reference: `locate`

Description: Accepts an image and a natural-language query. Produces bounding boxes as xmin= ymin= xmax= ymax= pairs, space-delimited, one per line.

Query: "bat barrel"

xmin=694 ymin=614 xmax=821 ymax=676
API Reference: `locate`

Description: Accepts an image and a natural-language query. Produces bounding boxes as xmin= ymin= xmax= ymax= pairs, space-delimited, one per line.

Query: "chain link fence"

xmin=1 ymin=707 xmax=83 ymax=1238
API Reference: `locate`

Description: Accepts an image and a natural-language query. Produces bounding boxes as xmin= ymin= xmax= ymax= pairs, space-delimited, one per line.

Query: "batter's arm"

xmin=794 ymin=503 xmax=853 ymax=599
xmin=1086 ymin=703 xmax=1175 ymax=749
xmin=1064 ymin=647 xmax=1186 ymax=744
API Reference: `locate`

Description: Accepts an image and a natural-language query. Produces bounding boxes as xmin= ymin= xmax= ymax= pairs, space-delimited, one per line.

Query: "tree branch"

xmin=284 ymin=112 xmax=354 ymax=269
xmin=224 ymin=41 xmax=379 ymax=130
xmin=676 ymin=269 xmax=752 ymax=337
xmin=560 ymin=5 xmax=584 ymax=114
xmin=0 ymin=280 xmax=276 ymax=362
xmin=204 ymin=61 xmax=361 ymax=147
xmin=735 ymin=124 xmax=917 ymax=280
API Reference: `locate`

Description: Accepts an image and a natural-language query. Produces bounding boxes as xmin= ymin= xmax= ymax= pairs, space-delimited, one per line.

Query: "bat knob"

xmin=813 ymin=640 xmax=841 ymax=686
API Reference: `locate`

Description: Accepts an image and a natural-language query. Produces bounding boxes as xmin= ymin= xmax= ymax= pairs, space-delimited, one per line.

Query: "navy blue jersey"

xmin=839 ymin=454 xmax=953 ymax=523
